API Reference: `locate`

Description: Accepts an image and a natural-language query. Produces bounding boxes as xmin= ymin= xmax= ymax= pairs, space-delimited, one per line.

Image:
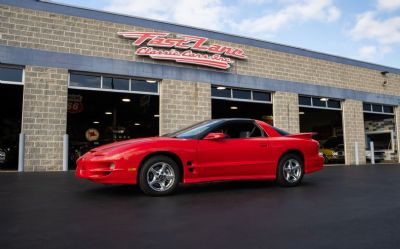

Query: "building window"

xmin=312 ymin=97 xmax=326 ymax=107
xmin=211 ymin=86 xmax=272 ymax=103
xmin=299 ymin=95 xmax=342 ymax=110
xmin=383 ymin=106 xmax=394 ymax=114
xmin=211 ymin=86 xmax=231 ymax=98
xmin=327 ymin=99 xmax=341 ymax=109
xmin=0 ymin=65 xmax=24 ymax=84
xmin=232 ymin=89 xmax=251 ymax=99
xmin=363 ymin=102 xmax=394 ymax=114
xmin=253 ymin=91 xmax=271 ymax=102
xmin=103 ymin=77 xmax=129 ymax=91
xmin=69 ymin=72 xmax=159 ymax=94
xmin=299 ymin=96 xmax=312 ymax=106
xmin=363 ymin=103 xmax=372 ymax=112
xmin=131 ymin=79 xmax=158 ymax=93
xmin=70 ymin=73 xmax=101 ymax=88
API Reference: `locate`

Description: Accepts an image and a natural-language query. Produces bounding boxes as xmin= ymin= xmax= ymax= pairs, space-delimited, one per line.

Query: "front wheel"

xmin=138 ymin=156 xmax=180 ymax=196
xmin=276 ymin=154 xmax=304 ymax=187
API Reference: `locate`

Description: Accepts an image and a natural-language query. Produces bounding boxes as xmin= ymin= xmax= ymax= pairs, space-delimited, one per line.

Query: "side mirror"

xmin=204 ymin=132 xmax=225 ymax=140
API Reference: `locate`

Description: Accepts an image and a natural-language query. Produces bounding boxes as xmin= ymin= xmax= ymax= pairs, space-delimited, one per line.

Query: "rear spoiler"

xmin=286 ymin=132 xmax=317 ymax=139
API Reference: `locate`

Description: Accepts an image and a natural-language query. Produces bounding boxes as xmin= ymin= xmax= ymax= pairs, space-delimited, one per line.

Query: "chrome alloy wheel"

xmin=282 ymin=159 xmax=302 ymax=183
xmin=147 ymin=162 xmax=176 ymax=192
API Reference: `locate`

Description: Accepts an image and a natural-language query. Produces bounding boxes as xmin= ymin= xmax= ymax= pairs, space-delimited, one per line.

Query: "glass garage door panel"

xmin=0 ymin=84 xmax=23 ymax=170
xmin=364 ymin=112 xmax=397 ymax=163
xmin=299 ymin=107 xmax=344 ymax=165
xmin=67 ymin=89 xmax=159 ymax=170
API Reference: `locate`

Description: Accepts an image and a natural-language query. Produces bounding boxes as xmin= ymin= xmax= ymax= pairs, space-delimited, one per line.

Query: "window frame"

xmin=68 ymin=71 xmax=159 ymax=95
xmin=363 ymin=102 xmax=394 ymax=115
xmin=211 ymin=86 xmax=272 ymax=104
xmin=298 ymin=95 xmax=342 ymax=110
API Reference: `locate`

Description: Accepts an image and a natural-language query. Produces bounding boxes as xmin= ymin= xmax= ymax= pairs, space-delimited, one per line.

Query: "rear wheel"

xmin=277 ymin=154 xmax=304 ymax=187
xmin=138 ymin=156 xmax=180 ymax=196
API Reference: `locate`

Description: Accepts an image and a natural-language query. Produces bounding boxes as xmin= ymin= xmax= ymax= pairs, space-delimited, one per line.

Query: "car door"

xmin=196 ymin=120 xmax=270 ymax=179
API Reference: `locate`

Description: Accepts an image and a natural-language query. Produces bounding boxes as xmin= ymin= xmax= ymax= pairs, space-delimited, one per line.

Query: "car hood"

xmin=88 ymin=137 xmax=176 ymax=154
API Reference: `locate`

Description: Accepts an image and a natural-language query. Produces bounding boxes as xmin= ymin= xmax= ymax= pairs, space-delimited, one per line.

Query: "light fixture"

xmin=217 ymin=86 xmax=226 ymax=90
xmin=146 ymin=79 xmax=157 ymax=83
xmin=105 ymin=112 xmax=112 ymax=115
xmin=93 ymin=121 xmax=100 ymax=124
xmin=122 ymin=98 xmax=131 ymax=102
xmin=230 ymin=106 xmax=238 ymax=110
xmin=320 ymin=97 xmax=329 ymax=102
xmin=381 ymin=71 xmax=389 ymax=86
xmin=154 ymin=114 xmax=160 ymax=117
xmin=134 ymin=123 xmax=141 ymax=126
xmin=299 ymin=112 xmax=305 ymax=115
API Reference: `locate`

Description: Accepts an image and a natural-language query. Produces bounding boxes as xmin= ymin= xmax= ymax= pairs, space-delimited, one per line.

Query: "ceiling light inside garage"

xmin=230 ymin=106 xmax=238 ymax=110
xmin=146 ymin=79 xmax=157 ymax=83
xmin=217 ymin=86 xmax=226 ymax=90
xmin=320 ymin=97 xmax=329 ymax=102
xmin=154 ymin=114 xmax=160 ymax=117
xmin=105 ymin=112 xmax=112 ymax=115
xmin=299 ymin=112 xmax=305 ymax=115
xmin=122 ymin=98 xmax=131 ymax=102
xmin=134 ymin=123 xmax=141 ymax=126
xmin=93 ymin=121 xmax=100 ymax=124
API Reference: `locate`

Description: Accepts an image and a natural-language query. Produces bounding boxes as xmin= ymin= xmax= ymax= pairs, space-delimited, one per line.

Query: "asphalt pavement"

xmin=1 ymin=164 xmax=400 ymax=249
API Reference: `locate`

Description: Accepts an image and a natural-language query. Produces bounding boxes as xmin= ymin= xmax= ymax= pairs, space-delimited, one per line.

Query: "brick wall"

xmin=342 ymin=100 xmax=366 ymax=165
xmin=159 ymin=80 xmax=211 ymax=135
xmin=1 ymin=4 xmax=400 ymax=96
xmin=22 ymin=66 xmax=68 ymax=171
xmin=272 ymin=92 xmax=300 ymax=134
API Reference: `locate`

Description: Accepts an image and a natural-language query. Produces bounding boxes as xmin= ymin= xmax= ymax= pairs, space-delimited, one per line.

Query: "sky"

xmin=55 ymin=0 xmax=400 ymax=69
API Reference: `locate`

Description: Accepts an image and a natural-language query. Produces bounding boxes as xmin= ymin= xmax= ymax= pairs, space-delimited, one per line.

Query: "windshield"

xmin=163 ymin=120 xmax=222 ymax=139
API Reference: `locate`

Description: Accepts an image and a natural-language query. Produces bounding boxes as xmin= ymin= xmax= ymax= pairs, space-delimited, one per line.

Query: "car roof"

xmin=213 ymin=118 xmax=256 ymax=122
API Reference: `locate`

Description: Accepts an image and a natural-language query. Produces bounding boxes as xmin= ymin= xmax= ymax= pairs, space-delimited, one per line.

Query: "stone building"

xmin=0 ymin=0 xmax=399 ymax=171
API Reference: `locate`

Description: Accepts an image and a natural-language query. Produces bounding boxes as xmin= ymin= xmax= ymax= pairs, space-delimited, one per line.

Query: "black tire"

xmin=276 ymin=153 xmax=304 ymax=187
xmin=138 ymin=155 xmax=180 ymax=196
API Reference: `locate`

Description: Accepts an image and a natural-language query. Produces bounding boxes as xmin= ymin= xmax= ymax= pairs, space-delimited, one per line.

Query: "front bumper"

xmin=76 ymin=158 xmax=137 ymax=184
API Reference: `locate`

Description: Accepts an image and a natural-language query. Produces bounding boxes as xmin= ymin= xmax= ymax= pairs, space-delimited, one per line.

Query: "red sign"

xmin=68 ymin=94 xmax=83 ymax=113
xmin=118 ymin=32 xmax=247 ymax=70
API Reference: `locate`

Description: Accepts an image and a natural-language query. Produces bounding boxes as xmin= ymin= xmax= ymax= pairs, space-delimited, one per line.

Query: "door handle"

xmin=260 ymin=143 xmax=269 ymax=148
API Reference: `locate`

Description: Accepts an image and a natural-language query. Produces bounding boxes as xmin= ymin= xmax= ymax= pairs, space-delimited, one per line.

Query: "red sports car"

xmin=76 ymin=118 xmax=324 ymax=196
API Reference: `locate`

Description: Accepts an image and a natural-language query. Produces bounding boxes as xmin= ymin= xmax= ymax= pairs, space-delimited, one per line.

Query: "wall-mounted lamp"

xmin=381 ymin=71 xmax=389 ymax=87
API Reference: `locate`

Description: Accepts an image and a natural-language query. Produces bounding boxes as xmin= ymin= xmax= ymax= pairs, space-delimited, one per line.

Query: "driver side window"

xmin=212 ymin=121 xmax=264 ymax=139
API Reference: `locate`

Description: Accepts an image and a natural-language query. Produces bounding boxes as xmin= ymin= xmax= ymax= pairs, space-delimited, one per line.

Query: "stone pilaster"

xmin=342 ymin=100 xmax=366 ymax=165
xmin=159 ymin=80 xmax=211 ymax=135
xmin=22 ymin=66 xmax=68 ymax=171
xmin=396 ymin=106 xmax=400 ymax=163
xmin=272 ymin=92 xmax=300 ymax=133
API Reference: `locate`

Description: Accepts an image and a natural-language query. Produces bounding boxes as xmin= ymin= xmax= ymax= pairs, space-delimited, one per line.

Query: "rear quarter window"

xmin=273 ymin=127 xmax=290 ymax=136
